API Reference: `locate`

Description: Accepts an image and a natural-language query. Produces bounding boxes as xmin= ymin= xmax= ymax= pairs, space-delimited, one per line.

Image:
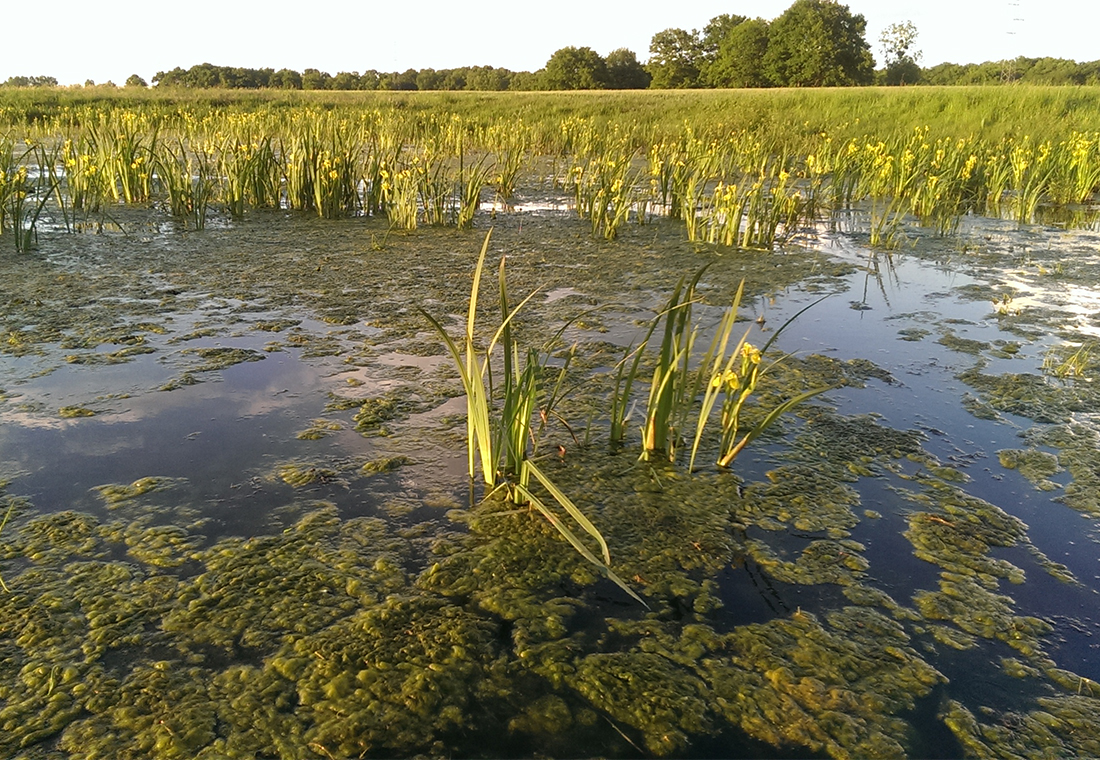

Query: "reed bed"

xmin=4 ymin=88 xmax=1100 ymax=250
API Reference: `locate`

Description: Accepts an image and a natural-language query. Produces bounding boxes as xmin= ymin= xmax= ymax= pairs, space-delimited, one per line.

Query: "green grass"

xmin=8 ymin=87 xmax=1100 ymax=144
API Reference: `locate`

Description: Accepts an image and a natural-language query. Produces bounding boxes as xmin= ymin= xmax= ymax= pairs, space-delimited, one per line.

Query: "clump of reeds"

xmin=420 ymin=231 xmax=642 ymax=604
xmin=610 ymin=268 xmax=829 ymax=468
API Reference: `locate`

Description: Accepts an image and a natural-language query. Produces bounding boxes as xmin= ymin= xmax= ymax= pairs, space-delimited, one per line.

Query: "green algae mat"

xmin=2 ymin=202 xmax=1100 ymax=759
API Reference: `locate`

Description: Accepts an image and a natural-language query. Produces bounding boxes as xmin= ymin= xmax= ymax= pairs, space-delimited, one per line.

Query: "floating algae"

xmin=275 ymin=463 xmax=341 ymax=488
xmin=958 ymin=361 xmax=1100 ymax=424
xmin=937 ymin=331 xmax=991 ymax=355
xmin=65 ymin=345 xmax=157 ymax=365
xmin=58 ymin=405 xmax=96 ymax=418
xmin=351 ymin=394 xmax=429 ymax=436
xmin=997 ymin=448 xmax=1062 ymax=491
xmin=0 ymin=434 xmax=1079 ymax=760
xmin=897 ymin=327 xmax=930 ymax=342
xmin=570 ymin=608 xmax=946 ymax=758
xmin=941 ymin=695 xmax=1100 ymax=759
xmin=745 ymin=538 xmax=870 ymax=587
xmin=179 ymin=346 xmax=266 ymax=372
xmin=741 ymin=466 xmax=861 ymax=537
xmin=781 ymin=411 xmax=927 ymax=482
xmin=93 ymin=477 xmax=185 ymax=506
xmin=1028 ymin=423 xmax=1100 ymax=517
xmin=361 ymin=456 xmax=412 ymax=476
xmin=295 ymin=418 xmax=344 ymax=441
xmin=162 ymin=508 xmax=410 ymax=655
xmin=902 ymin=486 xmax=1030 ymax=587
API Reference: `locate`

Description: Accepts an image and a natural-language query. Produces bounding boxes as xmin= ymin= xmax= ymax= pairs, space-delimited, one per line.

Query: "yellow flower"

xmin=711 ymin=370 xmax=738 ymax=390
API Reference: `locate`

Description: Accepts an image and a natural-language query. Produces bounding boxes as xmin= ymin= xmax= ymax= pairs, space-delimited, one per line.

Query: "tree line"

xmin=6 ymin=0 xmax=1100 ymax=91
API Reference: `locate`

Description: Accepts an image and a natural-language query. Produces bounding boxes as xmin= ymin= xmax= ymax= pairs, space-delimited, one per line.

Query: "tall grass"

xmin=5 ymin=89 xmax=1100 ymax=243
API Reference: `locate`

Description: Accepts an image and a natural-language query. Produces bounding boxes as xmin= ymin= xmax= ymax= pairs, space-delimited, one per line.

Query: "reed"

xmin=689 ymin=289 xmax=830 ymax=470
xmin=61 ymin=136 xmax=108 ymax=212
xmin=4 ymin=90 xmax=1100 ymax=246
xmin=1 ymin=142 xmax=58 ymax=251
xmin=419 ymin=231 xmax=642 ymax=604
xmin=1043 ymin=341 xmax=1094 ymax=380
xmin=153 ymin=138 xmax=214 ymax=228
xmin=639 ymin=268 xmax=707 ymax=462
xmin=457 ymin=152 xmax=492 ymax=229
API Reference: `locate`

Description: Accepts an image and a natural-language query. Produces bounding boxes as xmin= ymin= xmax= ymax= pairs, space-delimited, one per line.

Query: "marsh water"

xmin=2 ymin=196 xmax=1099 ymax=758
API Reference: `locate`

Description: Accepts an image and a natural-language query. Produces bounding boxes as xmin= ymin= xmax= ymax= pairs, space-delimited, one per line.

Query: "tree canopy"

xmin=763 ymin=0 xmax=874 ymax=86
xmin=647 ymin=28 xmax=703 ymax=89
xmin=541 ymin=47 xmax=609 ymax=90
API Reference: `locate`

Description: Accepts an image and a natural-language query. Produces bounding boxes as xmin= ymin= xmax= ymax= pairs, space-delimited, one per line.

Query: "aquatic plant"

xmin=153 ymin=138 xmax=214 ymax=228
xmin=568 ymin=148 xmax=639 ymax=240
xmin=0 ymin=141 xmax=58 ymax=251
xmin=380 ymin=163 xmax=418 ymax=229
xmin=638 ymin=268 xmax=704 ymax=462
xmin=1043 ymin=341 xmax=1094 ymax=380
xmin=419 ymin=231 xmax=640 ymax=602
xmin=689 ymin=284 xmax=829 ymax=470
xmin=0 ymin=494 xmax=13 ymax=592
xmin=626 ymin=270 xmax=827 ymax=468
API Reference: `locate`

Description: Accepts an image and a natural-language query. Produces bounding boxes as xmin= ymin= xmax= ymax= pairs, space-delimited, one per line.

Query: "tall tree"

xmin=763 ymin=0 xmax=874 ymax=87
xmin=707 ymin=18 xmax=772 ymax=88
xmin=700 ymin=14 xmax=747 ymax=61
xmin=880 ymin=21 xmax=922 ymax=85
xmin=541 ymin=47 xmax=609 ymax=90
xmin=605 ymin=48 xmax=651 ymax=89
xmin=646 ymin=28 xmax=703 ymax=88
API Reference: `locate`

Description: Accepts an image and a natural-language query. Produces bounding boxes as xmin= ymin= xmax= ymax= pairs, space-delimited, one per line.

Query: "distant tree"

xmin=541 ymin=47 xmax=609 ymax=89
xmin=764 ymin=0 xmax=874 ymax=87
xmin=416 ymin=68 xmax=443 ymax=90
xmin=301 ymin=68 xmax=331 ymax=90
xmin=880 ymin=21 xmax=922 ymax=85
xmin=84 ymin=79 xmax=96 ymax=87
xmin=2 ymin=75 xmax=58 ymax=87
xmin=269 ymin=68 xmax=303 ymax=89
xmin=331 ymin=71 xmax=361 ymax=90
xmin=124 ymin=74 xmax=147 ymax=88
xmin=1019 ymin=57 xmax=1085 ymax=85
xmin=646 ymin=28 xmax=703 ymax=88
xmin=359 ymin=70 xmax=381 ymax=90
xmin=697 ymin=14 xmax=747 ymax=85
xmin=185 ymin=63 xmax=220 ymax=88
xmin=467 ymin=65 xmax=512 ymax=91
xmin=381 ymin=69 xmax=418 ymax=90
xmin=707 ymin=18 xmax=772 ymax=88
xmin=605 ymin=48 xmax=651 ymax=89
xmin=441 ymin=69 xmax=468 ymax=90
xmin=920 ymin=62 xmax=968 ymax=85
xmin=508 ymin=71 xmax=542 ymax=91
xmin=152 ymin=68 xmax=182 ymax=87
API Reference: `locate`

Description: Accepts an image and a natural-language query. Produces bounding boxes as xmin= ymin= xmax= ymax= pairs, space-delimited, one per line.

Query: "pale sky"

xmin=1 ymin=0 xmax=1094 ymax=86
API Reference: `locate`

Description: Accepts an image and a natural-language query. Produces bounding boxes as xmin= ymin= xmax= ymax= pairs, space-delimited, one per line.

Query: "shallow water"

xmin=1 ymin=199 xmax=1099 ymax=758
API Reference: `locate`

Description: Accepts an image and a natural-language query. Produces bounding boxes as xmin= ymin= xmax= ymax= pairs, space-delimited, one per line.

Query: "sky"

xmin=1 ymin=0 xmax=1096 ymax=86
